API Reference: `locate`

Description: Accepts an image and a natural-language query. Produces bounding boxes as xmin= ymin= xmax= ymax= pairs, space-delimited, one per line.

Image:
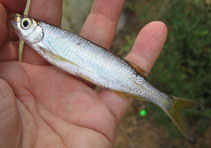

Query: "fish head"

xmin=10 ymin=14 xmax=43 ymax=44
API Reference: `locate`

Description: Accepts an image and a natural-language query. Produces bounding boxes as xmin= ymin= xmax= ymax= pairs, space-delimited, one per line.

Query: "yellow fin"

xmin=164 ymin=96 xmax=199 ymax=141
xmin=47 ymin=51 xmax=94 ymax=84
xmin=113 ymin=91 xmax=135 ymax=98
xmin=113 ymin=91 xmax=147 ymax=102
xmin=126 ymin=60 xmax=146 ymax=75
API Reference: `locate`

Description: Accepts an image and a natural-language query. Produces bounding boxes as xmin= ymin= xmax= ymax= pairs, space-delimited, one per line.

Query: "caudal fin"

xmin=164 ymin=96 xmax=199 ymax=141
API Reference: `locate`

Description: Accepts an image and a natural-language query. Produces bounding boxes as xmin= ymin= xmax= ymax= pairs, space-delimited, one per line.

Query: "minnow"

xmin=10 ymin=14 xmax=199 ymax=141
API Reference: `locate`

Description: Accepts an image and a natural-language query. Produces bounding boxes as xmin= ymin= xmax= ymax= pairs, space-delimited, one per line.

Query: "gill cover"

xmin=13 ymin=14 xmax=44 ymax=44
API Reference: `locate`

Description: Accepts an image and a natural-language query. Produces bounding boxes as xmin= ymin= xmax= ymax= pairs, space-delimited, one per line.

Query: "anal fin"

xmin=113 ymin=91 xmax=148 ymax=102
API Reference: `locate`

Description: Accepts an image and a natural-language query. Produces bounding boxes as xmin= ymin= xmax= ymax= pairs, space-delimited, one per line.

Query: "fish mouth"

xmin=8 ymin=13 xmax=21 ymax=29
xmin=8 ymin=13 xmax=23 ymax=38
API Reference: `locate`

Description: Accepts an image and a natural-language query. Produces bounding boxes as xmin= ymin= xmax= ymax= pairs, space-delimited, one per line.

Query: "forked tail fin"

xmin=164 ymin=96 xmax=199 ymax=141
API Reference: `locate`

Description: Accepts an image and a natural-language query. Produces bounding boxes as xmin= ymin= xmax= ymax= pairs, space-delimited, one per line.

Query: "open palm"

xmin=0 ymin=0 xmax=167 ymax=148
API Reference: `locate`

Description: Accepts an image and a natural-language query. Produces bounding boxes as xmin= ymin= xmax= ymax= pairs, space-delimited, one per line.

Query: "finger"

xmin=0 ymin=3 xmax=18 ymax=62
xmin=6 ymin=22 xmax=19 ymax=41
xmin=80 ymin=0 xmax=124 ymax=49
xmin=127 ymin=21 xmax=168 ymax=75
xmin=0 ymin=42 xmax=18 ymax=62
xmin=22 ymin=0 xmax=63 ymax=64
xmin=0 ymin=3 xmax=7 ymax=48
xmin=0 ymin=79 xmax=21 ymax=148
xmin=29 ymin=0 xmax=62 ymax=26
xmin=100 ymin=21 xmax=168 ymax=121
xmin=0 ymin=0 xmax=26 ymax=13
xmin=0 ymin=2 xmax=22 ymax=42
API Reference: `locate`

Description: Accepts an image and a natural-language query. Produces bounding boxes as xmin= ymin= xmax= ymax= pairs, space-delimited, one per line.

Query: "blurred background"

xmin=62 ymin=0 xmax=211 ymax=147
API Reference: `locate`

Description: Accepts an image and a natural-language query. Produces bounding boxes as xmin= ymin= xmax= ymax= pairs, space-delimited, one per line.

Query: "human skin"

xmin=0 ymin=0 xmax=167 ymax=148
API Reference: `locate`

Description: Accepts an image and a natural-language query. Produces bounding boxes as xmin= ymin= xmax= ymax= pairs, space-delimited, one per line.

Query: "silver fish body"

xmin=12 ymin=15 xmax=171 ymax=109
xmin=10 ymin=14 xmax=199 ymax=141
xmin=38 ymin=22 xmax=171 ymax=108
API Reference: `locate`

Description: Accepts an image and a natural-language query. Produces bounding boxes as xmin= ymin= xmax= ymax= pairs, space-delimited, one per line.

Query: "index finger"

xmin=29 ymin=0 xmax=62 ymax=27
xmin=80 ymin=0 xmax=124 ymax=49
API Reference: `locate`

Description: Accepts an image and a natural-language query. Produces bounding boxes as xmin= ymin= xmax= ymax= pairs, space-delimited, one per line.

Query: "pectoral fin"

xmin=48 ymin=52 xmax=77 ymax=66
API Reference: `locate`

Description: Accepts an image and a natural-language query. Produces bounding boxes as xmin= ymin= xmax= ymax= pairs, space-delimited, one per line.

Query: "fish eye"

xmin=21 ymin=18 xmax=32 ymax=30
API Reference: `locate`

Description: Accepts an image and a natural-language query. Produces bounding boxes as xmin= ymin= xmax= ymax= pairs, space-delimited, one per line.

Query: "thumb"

xmin=0 ymin=3 xmax=7 ymax=47
xmin=0 ymin=79 xmax=21 ymax=148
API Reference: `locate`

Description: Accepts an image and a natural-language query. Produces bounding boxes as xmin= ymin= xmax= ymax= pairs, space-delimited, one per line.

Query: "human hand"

xmin=0 ymin=0 xmax=167 ymax=147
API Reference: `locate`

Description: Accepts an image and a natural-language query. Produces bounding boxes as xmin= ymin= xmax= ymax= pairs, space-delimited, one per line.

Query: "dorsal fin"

xmin=126 ymin=60 xmax=146 ymax=75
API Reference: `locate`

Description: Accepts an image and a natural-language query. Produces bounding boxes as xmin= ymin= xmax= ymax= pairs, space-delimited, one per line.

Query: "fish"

xmin=10 ymin=14 xmax=199 ymax=141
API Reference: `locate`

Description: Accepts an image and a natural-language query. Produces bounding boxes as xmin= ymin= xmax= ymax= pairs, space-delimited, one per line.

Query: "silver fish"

xmin=10 ymin=14 xmax=198 ymax=141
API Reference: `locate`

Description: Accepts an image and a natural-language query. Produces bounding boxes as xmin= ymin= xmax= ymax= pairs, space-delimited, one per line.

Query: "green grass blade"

xmin=18 ymin=0 xmax=31 ymax=62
